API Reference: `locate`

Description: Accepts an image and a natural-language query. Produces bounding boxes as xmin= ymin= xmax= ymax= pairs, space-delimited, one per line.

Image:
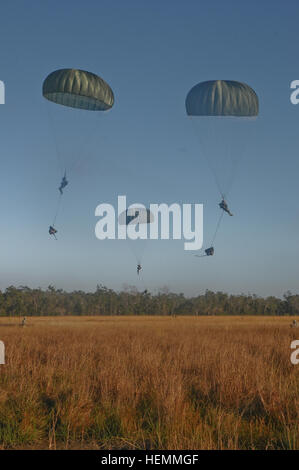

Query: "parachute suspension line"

xmin=45 ymin=103 xmax=104 ymax=180
xmin=68 ymin=113 xmax=102 ymax=174
xmin=216 ymin=117 xmax=253 ymax=201
xmin=137 ymin=270 xmax=147 ymax=289
xmin=207 ymin=118 xmax=227 ymax=198
xmin=126 ymin=237 xmax=148 ymax=267
xmin=190 ymin=116 xmax=249 ymax=201
xmin=190 ymin=118 xmax=225 ymax=198
xmin=207 ymin=158 xmax=224 ymax=199
xmin=52 ymin=193 xmax=63 ymax=227
xmin=224 ymin=132 xmax=247 ymax=201
xmin=210 ymin=210 xmax=224 ymax=247
xmin=224 ymin=155 xmax=238 ymax=201
xmin=44 ymin=102 xmax=65 ymax=175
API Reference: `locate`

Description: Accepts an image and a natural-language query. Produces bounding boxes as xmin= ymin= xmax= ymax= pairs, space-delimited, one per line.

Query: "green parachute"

xmin=185 ymin=80 xmax=258 ymax=117
xmin=43 ymin=68 xmax=114 ymax=111
xmin=118 ymin=208 xmax=154 ymax=226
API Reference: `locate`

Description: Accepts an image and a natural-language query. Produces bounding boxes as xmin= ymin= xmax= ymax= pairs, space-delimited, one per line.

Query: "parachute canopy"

xmin=185 ymin=80 xmax=258 ymax=117
xmin=118 ymin=208 xmax=154 ymax=226
xmin=43 ymin=68 xmax=114 ymax=111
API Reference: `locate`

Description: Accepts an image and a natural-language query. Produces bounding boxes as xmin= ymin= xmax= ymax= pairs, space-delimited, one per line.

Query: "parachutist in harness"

xmin=195 ymin=247 xmax=214 ymax=258
xmin=137 ymin=264 xmax=142 ymax=275
xmin=219 ymin=199 xmax=233 ymax=216
xmin=59 ymin=172 xmax=68 ymax=195
xmin=49 ymin=226 xmax=57 ymax=239
xmin=205 ymin=247 xmax=214 ymax=256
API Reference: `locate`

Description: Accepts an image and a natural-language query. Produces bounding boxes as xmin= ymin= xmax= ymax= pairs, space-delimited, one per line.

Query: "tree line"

xmin=0 ymin=285 xmax=298 ymax=317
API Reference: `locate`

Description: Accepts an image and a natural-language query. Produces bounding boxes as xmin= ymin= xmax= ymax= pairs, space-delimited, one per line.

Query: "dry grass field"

xmin=0 ymin=315 xmax=298 ymax=450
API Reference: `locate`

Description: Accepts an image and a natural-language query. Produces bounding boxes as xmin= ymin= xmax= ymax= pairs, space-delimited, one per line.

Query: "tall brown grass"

xmin=0 ymin=316 xmax=298 ymax=449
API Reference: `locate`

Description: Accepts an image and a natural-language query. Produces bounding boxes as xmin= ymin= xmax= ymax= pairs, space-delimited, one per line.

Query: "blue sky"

xmin=0 ymin=0 xmax=298 ymax=297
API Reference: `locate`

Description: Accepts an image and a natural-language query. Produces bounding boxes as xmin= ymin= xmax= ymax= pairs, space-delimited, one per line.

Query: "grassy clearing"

xmin=0 ymin=315 xmax=298 ymax=449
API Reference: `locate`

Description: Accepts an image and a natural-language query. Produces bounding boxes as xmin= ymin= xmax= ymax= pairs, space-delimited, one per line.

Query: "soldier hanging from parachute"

xmin=118 ymin=207 xmax=154 ymax=275
xmin=186 ymin=79 xmax=259 ymax=257
xmin=43 ymin=68 xmax=114 ymax=238
xmin=59 ymin=171 xmax=68 ymax=195
xmin=49 ymin=226 xmax=58 ymax=239
xmin=219 ymin=198 xmax=233 ymax=216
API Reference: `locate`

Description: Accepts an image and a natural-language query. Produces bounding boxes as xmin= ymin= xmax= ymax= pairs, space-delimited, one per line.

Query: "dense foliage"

xmin=0 ymin=285 xmax=298 ymax=317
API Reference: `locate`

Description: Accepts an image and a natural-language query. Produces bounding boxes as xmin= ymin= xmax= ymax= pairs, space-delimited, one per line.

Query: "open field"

xmin=0 ymin=315 xmax=298 ymax=449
